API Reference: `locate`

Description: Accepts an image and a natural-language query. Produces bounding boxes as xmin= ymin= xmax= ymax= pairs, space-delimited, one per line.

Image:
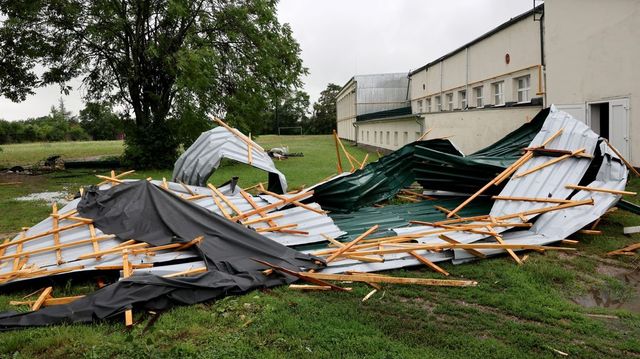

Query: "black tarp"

xmin=0 ymin=181 xmax=322 ymax=330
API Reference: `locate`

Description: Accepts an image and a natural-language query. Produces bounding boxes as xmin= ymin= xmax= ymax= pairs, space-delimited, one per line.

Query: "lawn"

xmin=0 ymin=136 xmax=639 ymax=358
xmin=0 ymin=140 xmax=124 ymax=168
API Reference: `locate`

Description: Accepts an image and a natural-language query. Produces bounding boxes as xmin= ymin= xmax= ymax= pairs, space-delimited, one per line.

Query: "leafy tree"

xmin=271 ymin=89 xmax=309 ymax=134
xmin=0 ymin=0 xmax=306 ymax=168
xmin=79 ymin=102 xmax=123 ymax=140
xmin=306 ymin=83 xmax=341 ymax=134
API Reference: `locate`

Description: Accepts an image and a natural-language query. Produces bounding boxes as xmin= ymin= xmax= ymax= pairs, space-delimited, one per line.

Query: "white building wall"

xmin=356 ymin=118 xmax=422 ymax=151
xmin=336 ymin=81 xmax=357 ymax=141
xmin=545 ymin=0 xmax=640 ymax=165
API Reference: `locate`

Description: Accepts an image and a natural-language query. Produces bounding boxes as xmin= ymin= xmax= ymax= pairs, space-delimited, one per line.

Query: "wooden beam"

xmin=326 ymin=225 xmax=379 ymax=263
xmin=31 ymin=287 xmax=53 ymax=311
xmin=303 ymin=272 xmax=477 ymax=287
xmin=333 ymin=130 xmax=344 ymax=173
xmin=163 ymin=267 xmax=208 ymax=278
xmin=439 ymin=234 xmax=486 ymax=258
xmin=495 ymin=198 xmax=594 ymax=221
xmin=258 ymin=188 xmax=325 ymax=215
xmin=565 ymin=184 xmax=636 ymax=196
xmin=491 ymin=196 xmax=572 ymax=204
xmin=208 ymin=183 xmax=243 ymax=216
xmin=51 ymin=203 xmax=63 ymax=265
xmin=515 ymin=148 xmax=586 ymax=178
xmin=231 ymin=191 xmax=314 ymax=222
xmin=409 ymin=251 xmax=449 ymax=276
xmin=605 ymin=139 xmax=640 ymax=177
xmin=360 ymin=154 xmax=369 ymax=169
xmin=0 ymin=222 xmax=88 ymax=251
xmin=11 ymin=295 xmax=84 ymax=307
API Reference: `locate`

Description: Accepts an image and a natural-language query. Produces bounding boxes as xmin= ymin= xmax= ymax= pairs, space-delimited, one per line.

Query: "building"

xmin=545 ymin=0 xmax=639 ymax=162
xmin=336 ymin=1 xmax=640 ymax=165
xmin=335 ymin=73 xmax=411 ymax=144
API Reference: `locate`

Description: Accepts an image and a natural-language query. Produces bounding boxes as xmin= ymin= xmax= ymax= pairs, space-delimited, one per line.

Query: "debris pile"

xmin=0 ymin=107 xmax=638 ymax=330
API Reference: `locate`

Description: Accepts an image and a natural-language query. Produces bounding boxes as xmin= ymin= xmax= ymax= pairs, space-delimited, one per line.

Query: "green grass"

xmin=0 ymin=140 xmax=124 ymax=168
xmin=0 ymin=136 xmax=639 ymax=358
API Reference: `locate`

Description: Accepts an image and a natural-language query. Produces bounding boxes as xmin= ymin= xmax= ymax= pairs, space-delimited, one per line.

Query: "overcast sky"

xmin=0 ymin=0 xmax=533 ymax=121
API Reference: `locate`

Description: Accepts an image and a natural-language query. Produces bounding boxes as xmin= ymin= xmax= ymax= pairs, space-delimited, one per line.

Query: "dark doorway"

xmin=589 ymin=103 xmax=609 ymax=140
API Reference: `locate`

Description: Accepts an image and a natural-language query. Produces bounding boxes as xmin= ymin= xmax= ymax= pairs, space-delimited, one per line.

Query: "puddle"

xmin=15 ymin=191 xmax=71 ymax=205
xmin=572 ymin=268 xmax=640 ymax=313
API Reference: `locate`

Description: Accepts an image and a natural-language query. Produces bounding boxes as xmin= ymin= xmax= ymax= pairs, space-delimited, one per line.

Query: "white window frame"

xmin=435 ymin=96 xmax=442 ymax=111
xmin=386 ymin=131 xmax=390 ymax=145
xmin=394 ymin=131 xmax=398 ymax=146
xmin=446 ymin=93 xmax=453 ymax=111
xmin=417 ymin=100 xmax=423 ymax=113
xmin=493 ymin=81 xmax=504 ymax=105
xmin=374 ymin=131 xmax=377 ymax=143
xmin=516 ymin=75 xmax=530 ymax=103
xmin=425 ymin=98 xmax=431 ymax=113
xmin=403 ymin=131 xmax=408 ymax=144
xmin=474 ymin=86 xmax=483 ymax=108
xmin=458 ymin=90 xmax=466 ymax=109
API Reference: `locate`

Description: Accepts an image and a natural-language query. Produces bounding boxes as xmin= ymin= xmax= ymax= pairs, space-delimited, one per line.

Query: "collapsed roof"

xmin=0 ymin=107 xmax=635 ymax=330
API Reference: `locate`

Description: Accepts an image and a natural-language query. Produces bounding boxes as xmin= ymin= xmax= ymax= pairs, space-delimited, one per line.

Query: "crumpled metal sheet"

xmin=172 ymin=126 xmax=287 ymax=193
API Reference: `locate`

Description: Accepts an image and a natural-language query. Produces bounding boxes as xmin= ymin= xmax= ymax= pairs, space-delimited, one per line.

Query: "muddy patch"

xmin=14 ymin=191 xmax=71 ymax=205
xmin=572 ymin=265 xmax=640 ymax=313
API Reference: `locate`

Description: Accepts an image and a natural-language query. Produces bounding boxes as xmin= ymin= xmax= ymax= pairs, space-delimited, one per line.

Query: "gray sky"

xmin=0 ymin=0 xmax=533 ymax=121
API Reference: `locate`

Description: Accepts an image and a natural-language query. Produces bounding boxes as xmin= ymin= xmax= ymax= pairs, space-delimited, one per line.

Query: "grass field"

xmin=0 ymin=140 xmax=124 ymax=168
xmin=0 ymin=137 xmax=639 ymax=358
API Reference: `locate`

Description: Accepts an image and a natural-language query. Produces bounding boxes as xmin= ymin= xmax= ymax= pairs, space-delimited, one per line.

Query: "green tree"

xmin=271 ymin=89 xmax=309 ymax=134
xmin=0 ymin=0 xmax=306 ymax=168
xmin=79 ymin=102 xmax=123 ymax=140
xmin=307 ymin=83 xmax=341 ymax=134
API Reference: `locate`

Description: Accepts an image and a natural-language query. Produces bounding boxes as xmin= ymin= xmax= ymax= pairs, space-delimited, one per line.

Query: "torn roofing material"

xmin=311 ymin=108 xmax=548 ymax=213
xmin=172 ymin=125 xmax=287 ymax=193
xmin=0 ymin=181 xmax=323 ymax=330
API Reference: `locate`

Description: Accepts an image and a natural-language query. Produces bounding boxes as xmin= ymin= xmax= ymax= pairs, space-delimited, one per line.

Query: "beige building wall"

xmin=421 ymin=107 xmax=542 ymax=154
xmin=356 ymin=117 xmax=422 ymax=151
xmin=410 ymin=10 xmax=543 ymax=115
xmin=545 ymin=0 xmax=640 ymax=165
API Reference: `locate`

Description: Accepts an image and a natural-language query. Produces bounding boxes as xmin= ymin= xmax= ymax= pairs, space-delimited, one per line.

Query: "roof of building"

xmin=356 ymin=106 xmax=413 ymax=122
xmin=337 ymin=72 xmax=409 ymax=100
xmin=409 ymin=4 xmax=543 ymax=76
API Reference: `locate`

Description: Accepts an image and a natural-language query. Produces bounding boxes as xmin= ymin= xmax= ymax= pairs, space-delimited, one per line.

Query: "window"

xmin=493 ymin=81 xmax=504 ymax=105
xmin=403 ymin=131 xmax=408 ymax=144
xmin=435 ymin=96 xmax=442 ymax=111
xmin=386 ymin=131 xmax=390 ymax=145
xmin=425 ymin=98 xmax=431 ymax=113
xmin=374 ymin=131 xmax=377 ymax=143
xmin=516 ymin=75 xmax=530 ymax=102
xmin=474 ymin=86 xmax=484 ymax=108
xmin=361 ymin=130 xmax=364 ymax=140
xmin=446 ymin=93 xmax=453 ymax=111
xmin=394 ymin=131 xmax=398 ymax=146
xmin=367 ymin=131 xmax=370 ymax=142
xmin=417 ymin=100 xmax=423 ymax=113
xmin=458 ymin=90 xmax=466 ymax=109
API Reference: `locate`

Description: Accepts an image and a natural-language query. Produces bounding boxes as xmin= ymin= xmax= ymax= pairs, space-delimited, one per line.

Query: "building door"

xmin=588 ymin=98 xmax=630 ymax=159
xmin=609 ymin=98 xmax=630 ymax=159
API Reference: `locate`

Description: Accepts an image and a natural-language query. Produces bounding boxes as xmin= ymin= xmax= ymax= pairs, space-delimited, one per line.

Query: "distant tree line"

xmin=0 ymin=99 xmax=123 ymax=144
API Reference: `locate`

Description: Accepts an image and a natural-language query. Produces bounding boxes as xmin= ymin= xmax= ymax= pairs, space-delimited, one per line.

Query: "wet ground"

xmin=14 ymin=191 xmax=71 ymax=205
xmin=572 ymin=264 xmax=640 ymax=313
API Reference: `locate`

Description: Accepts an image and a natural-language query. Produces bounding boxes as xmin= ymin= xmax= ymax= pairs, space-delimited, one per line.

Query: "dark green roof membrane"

xmin=312 ymin=108 xmax=549 ymax=213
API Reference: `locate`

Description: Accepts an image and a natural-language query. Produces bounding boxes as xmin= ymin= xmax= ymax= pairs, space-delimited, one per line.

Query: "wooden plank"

xmin=409 ymin=251 xmax=449 ymax=276
xmin=360 ymin=154 xmax=369 ymax=170
xmin=605 ymin=139 xmax=640 ymax=177
xmin=439 ymin=234 xmax=486 ymax=258
xmin=490 ymin=232 xmax=522 ymax=265
xmin=259 ymin=188 xmax=326 ymax=215
xmin=208 ymin=183 xmax=243 ymax=216
xmin=288 ymin=284 xmax=333 ymax=291
xmin=333 ymin=130 xmax=344 ymax=173
xmin=252 ymin=259 xmax=351 ymax=292
xmin=11 ymin=295 xmax=84 ymax=307
xmin=515 ymin=148 xmax=586 ymax=178
xmin=417 ymin=128 xmax=433 ymax=141
xmin=211 ymin=116 xmax=265 ymax=151
xmin=304 ymin=272 xmax=477 ymax=287
xmin=623 ymin=226 xmax=640 ymax=235
xmin=12 ymin=231 xmax=26 ymax=271
xmin=0 ymin=222 xmax=88 ymax=251
xmin=77 ymin=242 xmax=148 ymax=260
xmin=231 ymin=191 xmax=314 ymax=222
xmin=565 ymin=184 xmax=636 ymax=196
xmin=31 ymin=287 xmax=53 ymax=311
xmin=95 ymin=174 xmax=124 ymax=184
xmin=163 ymin=267 xmax=208 ymax=278
xmin=256 ymin=224 xmax=297 ymax=232
xmin=334 ymin=130 xmax=355 ymax=171
xmin=496 ymin=199 xmax=594 ymax=221
xmin=210 ymin=189 xmax=231 ymax=219
xmin=51 ymin=203 xmax=63 ymax=265
xmin=326 ymin=225 xmax=379 ymax=263
xmin=242 ymin=213 xmax=284 ymax=225
xmin=329 ymin=242 xmax=575 ymax=257
xmin=491 ymin=196 xmax=572 ymax=204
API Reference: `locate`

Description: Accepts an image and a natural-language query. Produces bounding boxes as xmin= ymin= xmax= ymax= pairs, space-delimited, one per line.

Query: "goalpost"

xmin=277 ymin=126 xmax=303 ymax=135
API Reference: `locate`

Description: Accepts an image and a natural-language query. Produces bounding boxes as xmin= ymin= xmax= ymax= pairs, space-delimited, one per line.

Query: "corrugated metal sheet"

xmin=172 ymin=126 xmax=287 ymax=192
xmin=353 ymin=73 xmax=409 ymax=116
xmin=490 ymin=106 xmax=599 ymax=219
